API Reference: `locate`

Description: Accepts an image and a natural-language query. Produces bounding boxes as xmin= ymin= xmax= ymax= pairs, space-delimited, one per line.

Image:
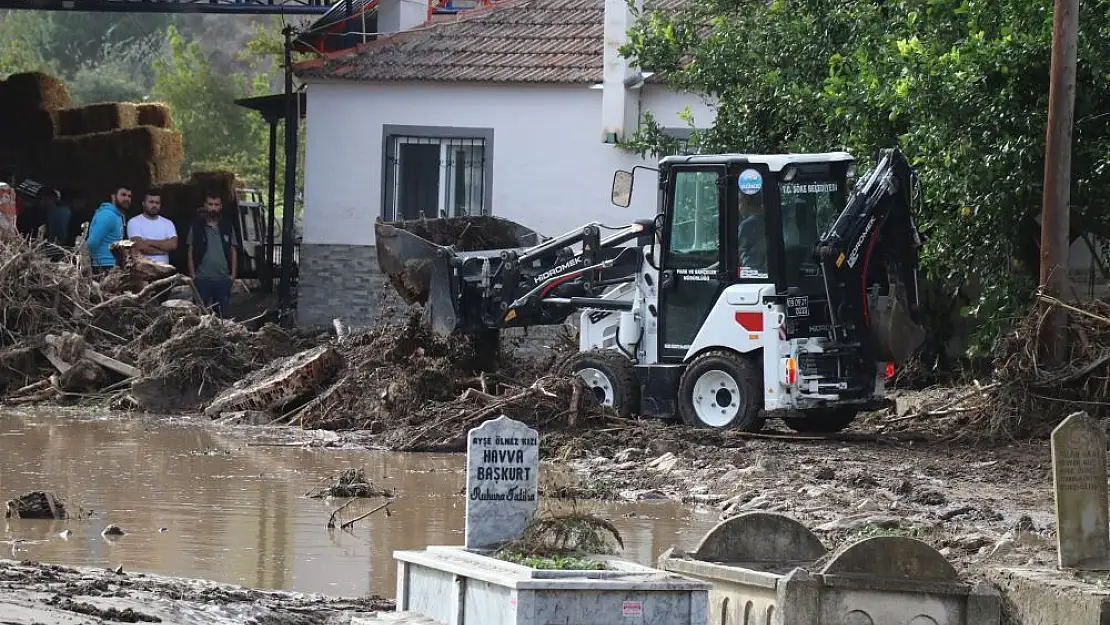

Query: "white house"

xmin=293 ymin=0 xmax=715 ymax=327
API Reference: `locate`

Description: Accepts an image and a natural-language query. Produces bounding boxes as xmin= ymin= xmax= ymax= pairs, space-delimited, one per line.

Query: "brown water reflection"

xmin=0 ymin=410 xmax=718 ymax=597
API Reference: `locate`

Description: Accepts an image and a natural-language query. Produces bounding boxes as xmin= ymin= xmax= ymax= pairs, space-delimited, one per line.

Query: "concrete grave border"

xmin=658 ymin=511 xmax=1001 ymax=625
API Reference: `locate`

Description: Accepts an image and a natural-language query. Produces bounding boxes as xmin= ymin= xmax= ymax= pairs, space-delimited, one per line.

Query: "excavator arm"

xmin=814 ymin=147 xmax=926 ymax=365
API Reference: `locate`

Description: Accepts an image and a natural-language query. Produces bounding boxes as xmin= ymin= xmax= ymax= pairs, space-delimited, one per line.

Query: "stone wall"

xmin=295 ymin=242 xmax=575 ymax=361
xmin=296 ymin=243 xmax=408 ymax=330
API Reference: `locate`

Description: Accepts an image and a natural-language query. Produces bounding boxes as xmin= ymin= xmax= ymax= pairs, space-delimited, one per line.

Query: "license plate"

xmin=787 ymin=296 xmax=810 ymax=318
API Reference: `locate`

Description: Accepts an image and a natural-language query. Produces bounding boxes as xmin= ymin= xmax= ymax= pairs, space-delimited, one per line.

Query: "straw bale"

xmin=3 ymin=72 xmax=71 ymax=111
xmin=188 ymin=171 xmax=237 ymax=207
xmin=30 ymin=137 xmax=80 ymax=190
xmin=158 ymin=182 xmax=201 ymax=223
xmin=137 ymin=102 xmax=173 ymax=129
xmin=79 ymin=103 xmax=139 ymax=134
xmin=13 ymin=109 xmax=58 ymax=143
xmin=55 ymin=108 xmax=85 ymax=136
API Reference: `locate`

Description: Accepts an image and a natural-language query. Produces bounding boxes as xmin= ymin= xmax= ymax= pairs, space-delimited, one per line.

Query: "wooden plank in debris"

xmin=39 ymin=345 xmax=72 ymax=373
xmin=205 ymin=345 xmax=344 ymax=417
xmin=44 ymin=335 xmax=139 ymax=378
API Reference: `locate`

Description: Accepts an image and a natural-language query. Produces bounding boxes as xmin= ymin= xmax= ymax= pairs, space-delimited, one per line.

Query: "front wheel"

xmin=556 ymin=350 xmax=640 ymax=417
xmin=785 ymin=407 xmax=859 ymax=433
xmin=677 ymin=350 xmax=764 ymax=431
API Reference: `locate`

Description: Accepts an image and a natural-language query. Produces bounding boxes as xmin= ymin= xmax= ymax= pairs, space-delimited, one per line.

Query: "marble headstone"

xmin=464 ymin=415 xmax=540 ymax=550
xmin=1051 ymin=411 xmax=1110 ymax=569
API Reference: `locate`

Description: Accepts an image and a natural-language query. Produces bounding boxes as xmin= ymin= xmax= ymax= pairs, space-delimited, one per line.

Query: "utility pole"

xmin=278 ymin=24 xmax=299 ymax=323
xmin=1039 ymin=0 xmax=1079 ymax=366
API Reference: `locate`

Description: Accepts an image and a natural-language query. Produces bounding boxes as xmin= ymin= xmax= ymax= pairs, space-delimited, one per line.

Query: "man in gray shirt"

xmin=186 ymin=193 xmax=241 ymax=318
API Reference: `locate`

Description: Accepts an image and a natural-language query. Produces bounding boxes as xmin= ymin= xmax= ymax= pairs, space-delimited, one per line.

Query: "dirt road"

xmin=0 ymin=559 xmax=392 ymax=624
xmin=547 ymin=414 xmax=1058 ymax=578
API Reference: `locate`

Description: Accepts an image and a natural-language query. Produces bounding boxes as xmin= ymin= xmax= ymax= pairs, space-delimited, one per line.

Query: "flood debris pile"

xmin=306 ymin=468 xmax=394 ymax=499
xmin=0 ymin=234 xmax=319 ymax=410
xmin=494 ymin=512 xmax=624 ymax=570
xmin=204 ymin=313 xmax=609 ymax=451
xmin=5 ymin=491 xmax=67 ymax=519
xmin=971 ymin=296 xmax=1110 ymax=438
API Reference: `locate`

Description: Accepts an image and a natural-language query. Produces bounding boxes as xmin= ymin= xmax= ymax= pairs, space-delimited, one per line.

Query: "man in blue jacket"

xmin=85 ymin=186 xmax=131 ymax=275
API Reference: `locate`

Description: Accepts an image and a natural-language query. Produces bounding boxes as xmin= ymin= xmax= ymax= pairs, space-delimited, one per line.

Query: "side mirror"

xmin=611 ymin=170 xmax=634 ymax=207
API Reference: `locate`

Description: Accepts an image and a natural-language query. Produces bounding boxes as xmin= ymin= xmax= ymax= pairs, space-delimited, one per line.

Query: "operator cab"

xmin=649 ymin=153 xmax=856 ymax=362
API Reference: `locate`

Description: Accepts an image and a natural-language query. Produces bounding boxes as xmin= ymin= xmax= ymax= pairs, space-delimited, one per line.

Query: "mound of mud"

xmin=375 ymin=215 xmax=542 ymax=305
xmin=205 ymin=313 xmax=594 ymax=449
xmin=132 ymin=314 xmax=319 ymax=412
xmin=0 ymin=559 xmax=392 ymax=623
xmin=385 ymin=215 xmax=539 ymax=251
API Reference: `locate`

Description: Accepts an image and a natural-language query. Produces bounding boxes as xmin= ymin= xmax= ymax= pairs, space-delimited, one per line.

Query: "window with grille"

xmin=664 ymin=128 xmax=701 ymax=155
xmin=383 ymin=132 xmax=490 ymax=221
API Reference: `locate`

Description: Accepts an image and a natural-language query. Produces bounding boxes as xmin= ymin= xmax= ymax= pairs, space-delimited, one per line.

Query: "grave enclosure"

xmin=359 ymin=410 xmax=1110 ymax=625
xmin=989 ymin=411 xmax=1110 ymax=625
xmin=376 ymin=414 xmax=711 ymax=625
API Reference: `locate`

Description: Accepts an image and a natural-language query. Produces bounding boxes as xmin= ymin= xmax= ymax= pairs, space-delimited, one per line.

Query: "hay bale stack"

xmin=137 ymin=102 xmax=173 ymax=129
xmin=2 ymin=72 xmax=71 ymax=112
xmin=54 ymin=108 xmax=85 ymax=136
xmin=43 ymin=127 xmax=186 ymax=200
xmin=29 ymin=136 xmax=79 ymax=190
xmin=11 ymin=109 xmax=59 ymax=143
xmin=188 ymin=170 xmax=237 ymax=205
xmin=0 ymin=73 xmax=70 ymax=146
xmin=80 ymin=103 xmax=139 ymax=134
xmin=159 ymin=182 xmax=202 ymax=223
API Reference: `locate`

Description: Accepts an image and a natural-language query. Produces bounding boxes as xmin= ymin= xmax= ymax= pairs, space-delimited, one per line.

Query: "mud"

xmin=0 ymin=559 xmax=392 ymax=624
xmin=0 ymin=409 xmax=713 ymax=598
xmin=549 ymin=408 xmax=1059 ymax=579
xmin=375 ymin=214 xmax=541 ymax=305
xmin=285 ymin=314 xmax=571 ymax=441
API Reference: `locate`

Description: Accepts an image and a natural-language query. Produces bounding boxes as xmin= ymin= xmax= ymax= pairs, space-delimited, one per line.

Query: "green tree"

xmin=0 ymin=11 xmax=59 ymax=78
xmin=620 ymin=0 xmax=1110 ymax=355
xmin=235 ymin=18 xmax=308 ymax=216
xmin=152 ymin=24 xmax=257 ymax=174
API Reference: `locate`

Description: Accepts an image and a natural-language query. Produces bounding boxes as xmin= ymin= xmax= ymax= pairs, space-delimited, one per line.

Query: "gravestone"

xmin=1051 ymin=411 xmax=1110 ymax=569
xmin=465 ymin=415 xmax=540 ymax=550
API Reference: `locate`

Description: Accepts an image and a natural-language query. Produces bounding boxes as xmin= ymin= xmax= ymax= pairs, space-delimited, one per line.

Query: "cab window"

xmin=736 ymin=189 xmax=768 ymax=279
xmin=668 ymin=170 xmax=719 ymax=267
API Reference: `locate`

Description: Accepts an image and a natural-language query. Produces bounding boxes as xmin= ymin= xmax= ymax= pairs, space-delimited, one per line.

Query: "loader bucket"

xmin=374 ymin=215 xmax=545 ymax=334
xmin=869 ymin=291 xmax=926 ymax=365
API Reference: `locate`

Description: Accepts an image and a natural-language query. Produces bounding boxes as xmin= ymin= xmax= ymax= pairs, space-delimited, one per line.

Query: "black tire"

xmin=677 ymin=350 xmax=763 ymax=431
xmin=556 ymin=349 xmax=640 ymax=417
xmin=786 ymin=407 xmax=859 ymax=433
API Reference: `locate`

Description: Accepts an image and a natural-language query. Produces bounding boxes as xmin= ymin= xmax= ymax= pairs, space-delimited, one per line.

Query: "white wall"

xmin=301 ymin=80 xmax=715 ymax=246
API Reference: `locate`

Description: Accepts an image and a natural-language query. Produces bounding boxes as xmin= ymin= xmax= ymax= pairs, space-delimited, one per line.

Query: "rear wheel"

xmin=556 ymin=350 xmax=640 ymax=417
xmin=677 ymin=350 xmax=764 ymax=431
xmin=786 ymin=407 xmax=859 ymax=433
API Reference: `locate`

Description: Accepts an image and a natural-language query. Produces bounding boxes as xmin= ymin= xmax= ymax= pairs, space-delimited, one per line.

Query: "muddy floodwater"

xmin=0 ymin=409 xmax=717 ymax=598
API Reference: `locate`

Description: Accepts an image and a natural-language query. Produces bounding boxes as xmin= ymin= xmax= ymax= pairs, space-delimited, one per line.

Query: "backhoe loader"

xmin=374 ymin=148 xmax=926 ymax=432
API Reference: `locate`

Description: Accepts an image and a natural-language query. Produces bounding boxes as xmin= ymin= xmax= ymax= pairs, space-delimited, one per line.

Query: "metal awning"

xmin=234 ymin=92 xmax=308 ymax=123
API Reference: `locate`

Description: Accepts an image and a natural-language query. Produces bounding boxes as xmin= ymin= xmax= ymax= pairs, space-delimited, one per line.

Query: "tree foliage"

xmin=153 ymin=25 xmax=259 ymax=173
xmin=621 ymin=0 xmax=1110 ymax=354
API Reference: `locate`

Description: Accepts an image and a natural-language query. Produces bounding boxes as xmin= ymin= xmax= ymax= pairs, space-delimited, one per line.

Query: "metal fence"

xmin=386 ymin=135 xmax=488 ymax=221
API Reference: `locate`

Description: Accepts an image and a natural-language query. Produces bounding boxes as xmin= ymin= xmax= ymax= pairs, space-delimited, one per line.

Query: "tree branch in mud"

xmin=330 ymin=498 xmax=396 ymax=531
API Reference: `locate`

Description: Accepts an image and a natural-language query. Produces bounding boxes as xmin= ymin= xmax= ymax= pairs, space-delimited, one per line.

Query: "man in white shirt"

xmin=126 ymin=189 xmax=177 ymax=264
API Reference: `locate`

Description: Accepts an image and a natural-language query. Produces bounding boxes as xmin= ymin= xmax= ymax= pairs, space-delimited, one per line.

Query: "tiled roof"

xmin=295 ymin=0 xmax=684 ymax=84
